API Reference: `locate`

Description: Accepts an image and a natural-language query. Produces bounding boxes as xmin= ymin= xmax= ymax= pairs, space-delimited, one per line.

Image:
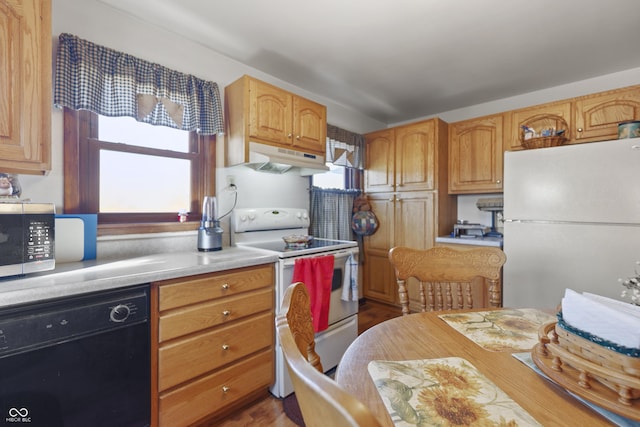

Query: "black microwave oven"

xmin=0 ymin=202 xmax=55 ymax=278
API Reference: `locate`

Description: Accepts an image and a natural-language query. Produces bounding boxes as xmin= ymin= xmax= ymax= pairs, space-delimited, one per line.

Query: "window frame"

xmin=63 ymin=108 xmax=216 ymax=236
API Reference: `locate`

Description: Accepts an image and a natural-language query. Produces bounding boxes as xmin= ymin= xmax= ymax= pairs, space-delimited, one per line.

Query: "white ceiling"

xmin=99 ymin=0 xmax=640 ymax=125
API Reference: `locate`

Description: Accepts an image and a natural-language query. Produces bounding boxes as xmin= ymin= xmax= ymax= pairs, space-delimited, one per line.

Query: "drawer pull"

xmin=222 ymin=310 xmax=231 ymax=317
xmin=222 ymin=344 xmax=229 ymax=350
xmin=222 ymin=386 xmax=230 ymax=393
xmin=221 ymin=283 xmax=230 ymax=290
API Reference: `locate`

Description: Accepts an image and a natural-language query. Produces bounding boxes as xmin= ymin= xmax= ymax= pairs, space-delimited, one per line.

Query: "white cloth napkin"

xmin=341 ymin=254 xmax=359 ymax=301
xmin=561 ymin=288 xmax=640 ymax=349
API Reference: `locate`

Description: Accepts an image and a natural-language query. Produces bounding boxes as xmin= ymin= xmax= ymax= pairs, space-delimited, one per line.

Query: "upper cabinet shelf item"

xmin=0 ymin=0 xmax=52 ymax=175
xmin=224 ymin=75 xmax=327 ymax=166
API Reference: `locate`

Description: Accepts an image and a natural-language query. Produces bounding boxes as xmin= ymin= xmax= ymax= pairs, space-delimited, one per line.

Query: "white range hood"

xmin=246 ymin=141 xmax=329 ymax=175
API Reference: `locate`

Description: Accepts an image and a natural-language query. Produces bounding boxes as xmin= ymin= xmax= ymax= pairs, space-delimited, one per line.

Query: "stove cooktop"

xmin=240 ymin=238 xmax=357 ymax=258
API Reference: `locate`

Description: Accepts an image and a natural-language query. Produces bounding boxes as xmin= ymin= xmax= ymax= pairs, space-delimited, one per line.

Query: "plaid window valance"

xmin=54 ymin=33 xmax=224 ymax=135
xmin=326 ymin=124 xmax=365 ymax=170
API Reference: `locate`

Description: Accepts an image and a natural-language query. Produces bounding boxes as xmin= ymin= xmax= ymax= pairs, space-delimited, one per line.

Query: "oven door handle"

xmin=280 ymin=249 xmax=357 ymax=267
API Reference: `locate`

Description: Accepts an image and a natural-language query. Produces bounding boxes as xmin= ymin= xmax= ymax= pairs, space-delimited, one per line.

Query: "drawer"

xmin=158 ymin=349 xmax=273 ymax=427
xmin=158 ymin=311 xmax=274 ymax=391
xmin=158 ymin=264 xmax=273 ymax=311
xmin=159 ymin=287 xmax=273 ymax=342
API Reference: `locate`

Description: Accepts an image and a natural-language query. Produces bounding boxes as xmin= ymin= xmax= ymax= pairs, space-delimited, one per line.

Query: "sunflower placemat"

xmin=368 ymin=357 xmax=540 ymax=426
xmin=438 ymin=309 xmax=555 ymax=352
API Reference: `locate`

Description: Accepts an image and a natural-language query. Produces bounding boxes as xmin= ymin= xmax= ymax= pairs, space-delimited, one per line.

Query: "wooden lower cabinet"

xmin=363 ymin=191 xmax=455 ymax=305
xmin=159 ymin=350 xmax=273 ymax=427
xmin=151 ymin=264 xmax=275 ymax=427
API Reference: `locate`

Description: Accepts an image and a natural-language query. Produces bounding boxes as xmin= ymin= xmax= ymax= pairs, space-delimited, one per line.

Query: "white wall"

xmin=17 ymin=0 xmax=640 ymax=257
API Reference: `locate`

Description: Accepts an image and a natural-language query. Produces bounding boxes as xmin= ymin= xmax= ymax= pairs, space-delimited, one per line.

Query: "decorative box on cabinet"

xmin=448 ymin=114 xmax=504 ymax=194
xmin=224 ymin=75 xmax=327 ymax=166
xmin=152 ymin=264 xmax=275 ymax=427
xmin=0 ymin=0 xmax=51 ymax=175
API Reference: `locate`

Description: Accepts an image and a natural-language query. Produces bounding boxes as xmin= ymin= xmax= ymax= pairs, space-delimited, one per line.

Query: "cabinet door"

xmin=449 ymin=115 xmax=503 ymax=194
xmin=574 ymin=86 xmax=640 ymax=142
xmin=364 ymin=129 xmax=395 ymax=193
xmin=248 ymin=78 xmax=292 ymax=145
xmin=0 ymin=0 xmax=51 ymax=174
xmin=507 ymin=101 xmax=572 ymax=151
xmin=394 ymin=191 xmax=435 ymax=249
xmin=363 ymin=193 xmax=396 ymax=303
xmin=363 ymin=251 xmax=397 ymax=304
xmin=395 ymin=121 xmax=435 ymax=191
xmin=292 ymin=96 xmax=326 ymax=153
xmin=395 ymin=191 xmax=436 ymax=311
xmin=363 ymin=192 xmax=436 ymax=305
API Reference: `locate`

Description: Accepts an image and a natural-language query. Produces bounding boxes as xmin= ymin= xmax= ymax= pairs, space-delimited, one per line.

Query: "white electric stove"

xmin=231 ymin=208 xmax=359 ymax=398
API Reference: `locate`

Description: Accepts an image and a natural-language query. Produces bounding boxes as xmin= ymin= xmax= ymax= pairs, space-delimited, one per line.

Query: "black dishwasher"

xmin=0 ymin=285 xmax=150 ymax=427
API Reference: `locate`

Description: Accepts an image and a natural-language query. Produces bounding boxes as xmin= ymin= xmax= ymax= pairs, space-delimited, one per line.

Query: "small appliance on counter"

xmin=0 ymin=201 xmax=55 ymax=277
xmin=476 ymin=197 xmax=504 ymax=238
xmin=453 ymin=222 xmax=489 ymax=239
xmin=197 ymin=196 xmax=223 ymax=251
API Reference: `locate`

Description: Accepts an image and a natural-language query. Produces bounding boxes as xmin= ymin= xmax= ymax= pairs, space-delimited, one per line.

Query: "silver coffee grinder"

xmin=197 ymin=196 xmax=223 ymax=251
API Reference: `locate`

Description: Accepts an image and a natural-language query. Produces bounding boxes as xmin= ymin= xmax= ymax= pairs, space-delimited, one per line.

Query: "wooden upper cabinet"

xmin=365 ymin=118 xmax=446 ymax=193
xmin=449 ymin=114 xmax=504 ymax=194
xmin=364 ymin=128 xmax=395 ymax=193
xmin=225 ymin=75 xmax=326 ymax=166
xmin=506 ymin=101 xmax=572 ymax=151
xmin=292 ymin=95 xmax=327 ymax=153
xmin=248 ymin=78 xmax=293 ymax=145
xmin=0 ymin=0 xmax=51 ymax=175
xmin=574 ymin=86 xmax=640 ymax=142
xmin=395 ymin=121 xmax=436 ymax=192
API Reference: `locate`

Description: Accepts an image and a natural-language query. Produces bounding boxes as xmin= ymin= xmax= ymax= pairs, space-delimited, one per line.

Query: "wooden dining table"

xmin=335 ymin=308 xmax=618 ymax=426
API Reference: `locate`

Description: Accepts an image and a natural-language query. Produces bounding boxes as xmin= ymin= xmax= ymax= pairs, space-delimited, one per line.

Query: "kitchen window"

xmin=63 ymin=109 xmax=215 ymax=235
xmin=54 ymin=33 xmax=223 ymax=235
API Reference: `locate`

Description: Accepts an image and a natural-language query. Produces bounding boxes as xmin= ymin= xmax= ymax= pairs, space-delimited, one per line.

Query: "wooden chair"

xmin=388 ymin=246 xmax=507 ymax=315
xmin=276 ymin=282 xmax=383 ymax=427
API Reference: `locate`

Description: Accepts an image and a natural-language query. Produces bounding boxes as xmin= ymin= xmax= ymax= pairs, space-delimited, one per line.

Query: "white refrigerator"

xmin=502 ymin=138 xmax=640 ymax=308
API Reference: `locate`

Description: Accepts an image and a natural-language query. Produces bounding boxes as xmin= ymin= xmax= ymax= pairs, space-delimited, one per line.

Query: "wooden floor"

xmin=216 ymin=300 xmax=402 ymax=426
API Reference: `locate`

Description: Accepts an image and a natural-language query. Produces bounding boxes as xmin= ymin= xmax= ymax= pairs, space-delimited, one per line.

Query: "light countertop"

xmin=0 ymin=247 xmax=278 ymax=309
xmin=435 ymin=236 xmax=503 ymax=247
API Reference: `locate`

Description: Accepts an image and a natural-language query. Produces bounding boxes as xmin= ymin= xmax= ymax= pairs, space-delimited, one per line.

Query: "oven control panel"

xmin=232 ymin=208 xmax=310 ymax=233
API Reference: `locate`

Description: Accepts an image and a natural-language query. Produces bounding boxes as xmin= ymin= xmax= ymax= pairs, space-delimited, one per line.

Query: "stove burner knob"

xmin=248 ymin=212 xmax=256 ymax=220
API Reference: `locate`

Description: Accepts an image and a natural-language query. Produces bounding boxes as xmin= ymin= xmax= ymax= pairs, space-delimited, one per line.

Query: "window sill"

xmin=98 ymin=221 xmax=199 ymax=236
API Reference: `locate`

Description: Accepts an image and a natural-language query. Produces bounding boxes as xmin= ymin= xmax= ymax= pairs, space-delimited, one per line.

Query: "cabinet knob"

xmin=296 ymin=135 xmax=300 ymax=140
xmin=496 ymin=180 xmax=502 ymax=184
xmin=287 ymin=133 xmax=292 ymax=138
xmin=221 ymin=283 xmax=230 ymax=290
xmin=222 ymin=386 xmax=230 ymax=393
xmin=222 ymin=344 xmax=230 ymax=351
xmin=222 ymin=310 xmax=231 ymax=317
xmin=577 ymin=128 xmax=583 ymax=133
